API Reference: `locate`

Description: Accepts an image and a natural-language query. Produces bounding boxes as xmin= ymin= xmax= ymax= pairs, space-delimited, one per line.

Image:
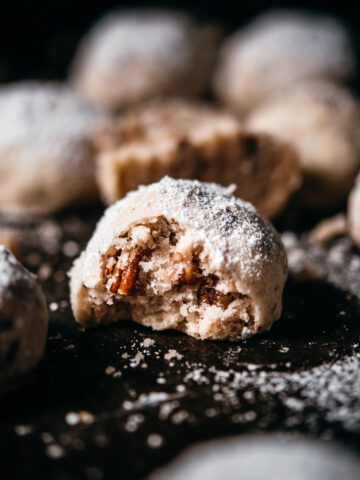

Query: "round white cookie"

xmin=0 ymin=246 xmax=48 ymax=390
xmin=0 ymin=81 xmax=106 ymax=217
xmin=214 ymin=10 xmax=355 ymax=114
xmin=70 ymin=10 xmax=219 ymax=110
xmin=247 ymin=81 xmax=360 ymax=209
xmin=70 ymin=177 xmax=287 ymax=341
xmin=348 ymin=173 xmax=360 ymax=248
xmin=149 ymin=434 xmax=360 ymax=480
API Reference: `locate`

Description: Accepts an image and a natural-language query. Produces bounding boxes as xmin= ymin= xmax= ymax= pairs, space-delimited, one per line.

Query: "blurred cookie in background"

xmin=0 ymin=246 xmax=48 ymax=394
xmin=70 ymin=9 xmax=220 ymax=111
xmin=214 ymin=10 xmax=355 ymax=115
xmin=149 ymin=433 xmax=360 ymax=480
xmin=0 ymin=81 xmax=106 ymax=217
xmin=246 ymin=81 xmax=360 ymax=210
xmin=93 ymin=98 xmax=301 ymax=218
xmin=348 ymin=173 xmax=360 ymax=248
xmin=0 ymin=228 xmax=20 ymax=259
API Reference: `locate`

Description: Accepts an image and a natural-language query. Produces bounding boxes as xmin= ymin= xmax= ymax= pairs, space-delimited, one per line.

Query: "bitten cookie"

xmin=94 ymin=99 xmax=301 ymax=218
xmin=214 ymin=10 xmax=355 ymax=114
xmin=0 ymin=81 xmax=106 ymax=217
xmin=0 ymin=246 xmax=48 ymax=390
xmin=69 ymin=177 xmax=287 ymax=341
xmin=70 ymin=10 xmax=219 ymax=110
xmin=247 ymin=81 xmax=360 ymax=209
xmin=348 ymin=174 xmax=360 ymax=248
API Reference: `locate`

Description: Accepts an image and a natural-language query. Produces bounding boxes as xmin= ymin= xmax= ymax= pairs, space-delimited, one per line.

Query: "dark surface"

xmin=1 ymin=1 xmax=360 ymax=86
xmin=1 ymin=2 xmax=360 ymax=479
xmin=1 ymin=207 xmax=360 ymax=479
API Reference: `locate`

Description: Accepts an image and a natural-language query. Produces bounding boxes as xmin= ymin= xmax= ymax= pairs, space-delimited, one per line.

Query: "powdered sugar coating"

xmin=0 ymin=81 xmax=106 ymax=215
xmin=0 ymin=246 xmax=28 ymax=290
xmin=214 ymin=10 xmax=355 ymax=113
xmin=71 ymin=10 xmax=219 ymax=109
xmin=348 ymin=173 xmax=360 ymax=247
xmin=117 ymin=177 xmax=285 ymax=278
xmin=0 ymin=246 xmax=48 ymax=384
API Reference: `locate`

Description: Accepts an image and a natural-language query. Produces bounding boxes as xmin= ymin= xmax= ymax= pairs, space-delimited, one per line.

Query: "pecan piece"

xmin=109 ymin=257 xmax=124 ymax=293
xmin=105 ymin=256 xmax=117 ymax=276
xmin=197 ymin=275 xmax=219 ymax=305
xmin=118 ymin=248 xmax=143 ymax=295
xmin=171 ymin=252 xmax=196 ymax=285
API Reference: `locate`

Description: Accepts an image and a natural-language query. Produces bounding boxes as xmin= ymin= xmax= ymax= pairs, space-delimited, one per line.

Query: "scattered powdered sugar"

xmin=147 ymin=433 xmax=163 ymax=449
xmin=122 ymin=391 xmax=185 ymax=412
xmin=142 ymin=338 xmax=155 ymax=348
xmin=46 ymin=444 xmax=65 ymax=459
xmin=182 ymin=352 xmax=360 ymax=434
xmin=164 ymin=349 xmax=183 ymax=361
xmin=283 ymin=231 xmax=360 ymax=298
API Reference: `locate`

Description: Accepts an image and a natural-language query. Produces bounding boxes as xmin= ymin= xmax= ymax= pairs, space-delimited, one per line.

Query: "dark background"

xmin=1 ymin=1 xmax=360 ymax=84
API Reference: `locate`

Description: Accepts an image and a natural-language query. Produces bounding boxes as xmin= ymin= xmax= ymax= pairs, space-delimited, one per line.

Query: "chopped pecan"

xmin=107 ymin=247 xmax=142 ymax=295
xmin=105 ymin=256 xmax=117 ymax=276
xmin=109 ymin=257 xmax=124 ymax=293
xmin=197 ymin=275 xmax=219 ymax=305
xmin=118 ymin=248 xmax=143 ymax=295
xmin=169 ymin=231 xmax=178 ymax=246
xmin=171 ymin=252 xmax=196 ymax=285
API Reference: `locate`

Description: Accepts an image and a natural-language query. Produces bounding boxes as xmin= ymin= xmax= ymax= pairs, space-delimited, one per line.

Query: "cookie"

xmin=0 ymin=246 xmax=48 ymax=391
xmin=214 ymin=10 xmax=355 ymax=114
xmin=69 ymin=177 xmax=287 ymax=341
xmin=247 ymin=81 xmax=360 ymax=209
xmin=94 ymin=99 xmax=301 ymax=218
xmin=70 ymin=10 xmax=219 ymax=110
xmin=0 ymin=228 xmax=20 ymax=259
xmin=150 ymin=434 xmax=360 ymax=480
xmin=348 ymin=174 xmax=360 ymax=248
xmin=0 ymin=81 xmax=106 ymax=217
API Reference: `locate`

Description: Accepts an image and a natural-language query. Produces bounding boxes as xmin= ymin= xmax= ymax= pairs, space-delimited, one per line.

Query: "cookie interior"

xmin=99 ymin=216 xmax=257 ymax=340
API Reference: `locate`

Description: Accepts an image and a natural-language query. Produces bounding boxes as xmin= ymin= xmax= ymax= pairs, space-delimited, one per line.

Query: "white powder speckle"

xmin=164 ymin=349 xmax=183 ymax=361
xmin=46 ymin=444 xmax=65 ymax=459
xmin=147 ymin=433 xmax=163 ymax=449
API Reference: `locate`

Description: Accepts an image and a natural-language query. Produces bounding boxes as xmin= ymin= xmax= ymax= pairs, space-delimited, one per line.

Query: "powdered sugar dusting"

xmin=0 ymin=245 xmax=35 ymax=290
xmin=224 ymin=10 xmax=354 ymax=84
xmin=74 ymin=11 xmax=194 ymax=75
xmin=0 ymin=81 xmax=104 ymax=161
xmin=122 ymin=176 xmax=286 ymax=277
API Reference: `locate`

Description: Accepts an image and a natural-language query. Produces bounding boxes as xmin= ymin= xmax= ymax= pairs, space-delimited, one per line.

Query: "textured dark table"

xmin=1 ymin=3 xmax=360 ymax=478
xmin=1 ymin=205 xmax=360 ymax=479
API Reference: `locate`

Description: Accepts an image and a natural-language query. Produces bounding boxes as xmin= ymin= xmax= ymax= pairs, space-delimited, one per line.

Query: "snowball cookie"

xmin=0 ymin=246 xmax=48 ymax=390
xmin=94 ymin=99 xmax=301 ymax=218
xmin=69 ymin=177 xmax=287 ymax=341
xmin=348 ymin=174 xmax=360 ymax=248
xmin=149 ymin=434 xmax=360 ymax=480
xmin=247 ymin=81 xmax=360 ymax=209
xmin=0 ymin=81 xmax=106 ymax=217
xmin=70 ymin=10 xmax=220 ymax=110
xmin=214 ymin=10 xmax=355 ymax=114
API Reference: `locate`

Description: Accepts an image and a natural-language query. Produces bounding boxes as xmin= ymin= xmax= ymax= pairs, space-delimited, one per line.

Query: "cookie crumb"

xmin=46 ymin=444 xmax=65 ymax=459
xmin=164 ymin=349 xmax=183 ymax=361
xmin=147 ymin=433 xmax=163 ymax=449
